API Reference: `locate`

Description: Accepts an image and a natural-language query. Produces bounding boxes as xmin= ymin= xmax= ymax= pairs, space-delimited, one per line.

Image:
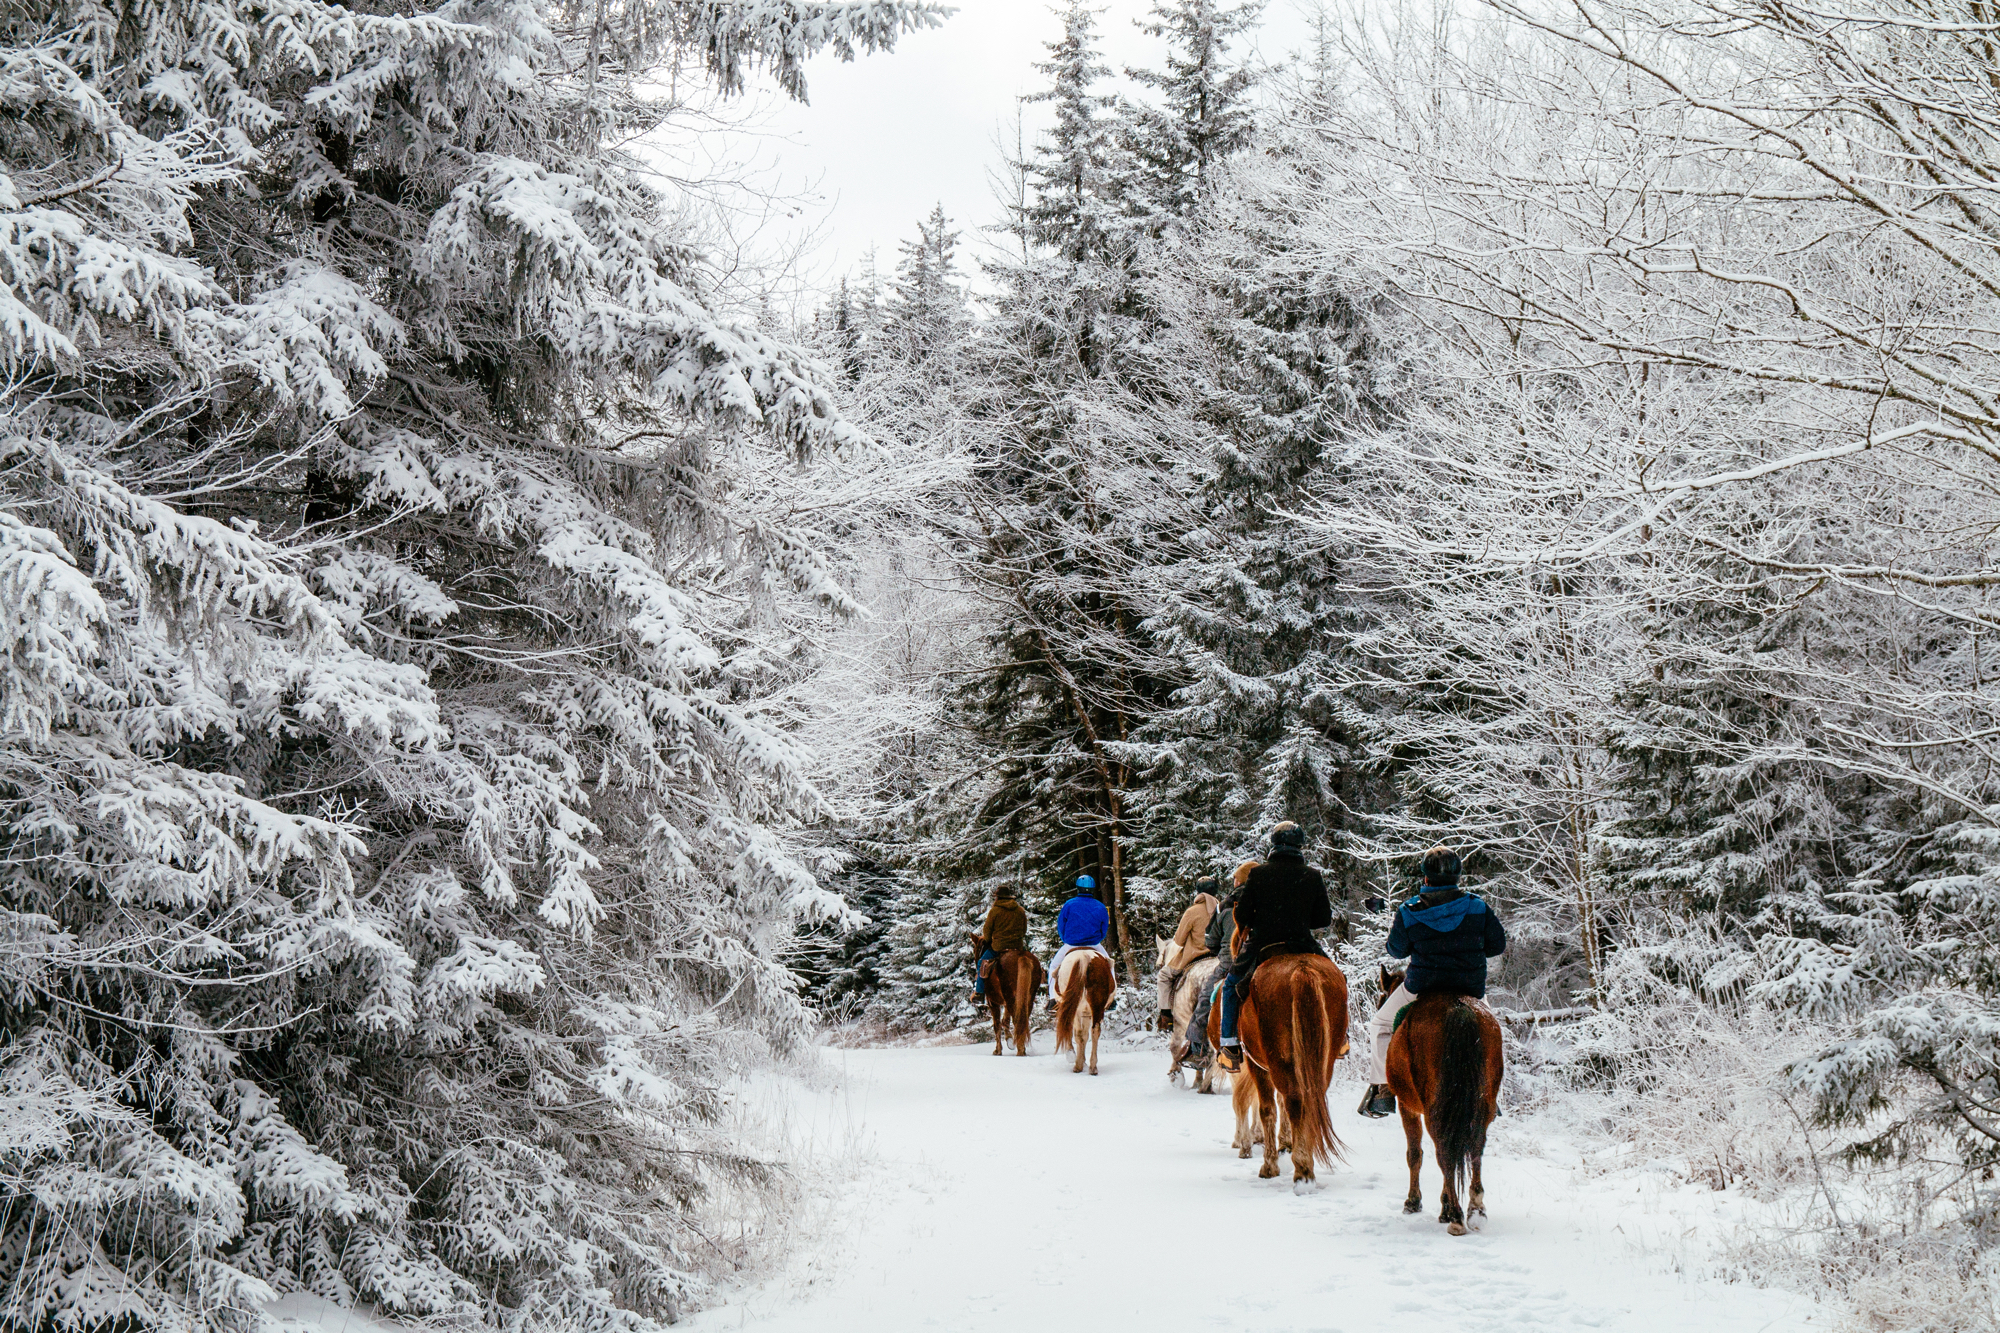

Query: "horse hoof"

xmin=1292 ymin=1178 xmax=1316 ymax=1196
xmin=1258 ymin=1164 xmax=1280 ymax=1179
xmin=1237 ymin=1148 xmax=1252 ymax=1159
xmin=1447 ymin=1222 xmax=1467 ymax=1237
xmin=1402 ymin=1199 xmax=1422 ymax=1214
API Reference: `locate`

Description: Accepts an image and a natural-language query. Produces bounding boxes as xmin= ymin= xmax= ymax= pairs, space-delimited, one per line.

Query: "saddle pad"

xmin=1052 ymin=945 xmax=1112 ymax=995
xmin=1393 ymin=994 xmax=1492 ymax=1033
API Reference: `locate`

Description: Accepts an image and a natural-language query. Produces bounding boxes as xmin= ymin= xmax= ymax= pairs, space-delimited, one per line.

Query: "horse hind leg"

xmin=1286 ymin=1093 xmax=1312 ymax=1186
xmin=1231 ymin=1073 xmax=1256 ymax=1157
xmin=1469 ymin=1118 xmax=1490 ymax=1217
xmin=1434 ymin=1128 xmax=1467 ymax=1235
xmin=1256 ymin=1070 xmax=1282 ymax=1180
xmin=1072 ymin=1005 xmax=1088 ymax=1074
xmin=1013 ymin=964 xmax=1034 ymax=1056
xmin=988 ymin=995 xmax=1004 ymax=1056
xmin=1088 ymin=1016 xmax=1101 ymax=1075
xmin=1400 ymin=1107 xmax=1424 ymax=1215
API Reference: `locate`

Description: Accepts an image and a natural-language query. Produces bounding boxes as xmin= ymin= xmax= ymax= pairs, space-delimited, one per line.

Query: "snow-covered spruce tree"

xmin=784 ymin=207 xmax=989 ymax=1032
xmin=1120 ymin=0 xmax=1263 ymax=230
xmin=1 ymin=0 xmax=942 ymax=1328
xmin=902 ymin=0 xmax=1198 ymax=987
xmin=1125 ymin=37 xmax=1406 ymax=912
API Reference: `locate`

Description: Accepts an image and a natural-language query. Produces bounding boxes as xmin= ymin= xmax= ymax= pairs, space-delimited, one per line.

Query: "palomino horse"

xmin=1052 ymin=950 xmax=1115 ymax=1075
xmin=1378 ymin=966 xmax=1505 ymax=1235
xmin=1228 ymin=1060 xmax=1289 ymax=1159
xmin=971 ymin=935 xmax=1045 ymax=1057
xmin=1207 ymin=945 xmax=1349 ymax=1190
xmin=1155 ymin=936 xmax=1224 ymax=1092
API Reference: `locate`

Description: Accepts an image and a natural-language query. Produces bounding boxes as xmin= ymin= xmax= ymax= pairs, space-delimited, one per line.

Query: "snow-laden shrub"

xmin=1517 ymin=910 xmax=2000 ymax=1329
xmin=1544 ymin=916 xmax=1828 ymax=1194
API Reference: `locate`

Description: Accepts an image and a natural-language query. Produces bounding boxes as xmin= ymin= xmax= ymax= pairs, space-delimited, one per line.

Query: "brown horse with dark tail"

xmin=1378 ymin=965 xmax=1504 ymax=1234
xmin=971 ymin=934 xmax=1045 ymax=1056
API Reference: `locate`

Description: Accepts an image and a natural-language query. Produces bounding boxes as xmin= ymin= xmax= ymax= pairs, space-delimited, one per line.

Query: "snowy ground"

xmin=687 ymin=1034 xmax=1828 ymax=1333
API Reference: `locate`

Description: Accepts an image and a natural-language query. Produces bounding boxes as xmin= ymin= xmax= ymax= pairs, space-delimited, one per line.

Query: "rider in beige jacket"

xmin=1156 ymin=877 xmax=1221 ymax=1028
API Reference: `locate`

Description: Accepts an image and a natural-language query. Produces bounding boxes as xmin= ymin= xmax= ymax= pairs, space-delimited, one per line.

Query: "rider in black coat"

xmin=1216 ymin=823 xmax=1332 ymax=1071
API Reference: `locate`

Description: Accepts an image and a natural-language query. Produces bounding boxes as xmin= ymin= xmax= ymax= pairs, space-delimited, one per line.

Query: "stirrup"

xmin=1216 ymin=1045 xmax=1246 ymax=1073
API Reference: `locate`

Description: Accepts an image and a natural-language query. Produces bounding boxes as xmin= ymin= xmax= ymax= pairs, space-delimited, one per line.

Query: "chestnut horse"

xmin=971 ymin=935 xmax=1045 ymax=1057
xmin=1206 ymin=947 xmax=1349 ymax=1190
xmin=1052 ymin=950 xmax=1115 ymax=1075
xmin=1378 ymin=966 xmax=1504 ymax=1235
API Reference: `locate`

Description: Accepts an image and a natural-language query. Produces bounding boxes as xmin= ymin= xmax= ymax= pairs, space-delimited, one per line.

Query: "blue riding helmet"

xmin=1076 ymin=875 xmax=1096 ymax=890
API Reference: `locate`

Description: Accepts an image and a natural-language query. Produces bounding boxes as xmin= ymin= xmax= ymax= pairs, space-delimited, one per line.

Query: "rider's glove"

xmin=1363 ymin=896 xmax=1387 ymax=912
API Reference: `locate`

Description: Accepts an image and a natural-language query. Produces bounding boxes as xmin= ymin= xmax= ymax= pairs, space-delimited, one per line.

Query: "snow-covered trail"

xmin=690 ymin=1040 xmax=1824 ymax=1333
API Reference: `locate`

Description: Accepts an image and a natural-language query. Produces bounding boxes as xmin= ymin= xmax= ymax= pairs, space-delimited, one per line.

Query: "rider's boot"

xmin=1215 ymin=1044 xmax=1246 ymax=1073
xmin=1357 ymin=1084 xmax=1397 ymax=1118
xmin=1156 ymin=1008 xmax=1174 ymax=1031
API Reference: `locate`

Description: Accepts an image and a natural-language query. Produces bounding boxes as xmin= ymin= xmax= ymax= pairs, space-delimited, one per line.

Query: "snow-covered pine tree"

xmin=785 ymin=207 xmax=986 ymax=1031
xmin=1119 ymin=29 xmax=1401 ymax=911
xmin=918 ymin=0 xmax=1218 ymax=984
xmin=2 ymin=0 xmax=944 ymax=1327
xmin=1121 ymin=0 xmax=1264 ymax=228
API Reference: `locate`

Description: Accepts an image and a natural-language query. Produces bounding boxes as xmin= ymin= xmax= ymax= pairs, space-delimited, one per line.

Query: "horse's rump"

xmin=1172 ymin=955 xmax=1224 ymax=1024
xmin=1401 ymin=994 xmax=1503 ymax=1197
xmin=1054 ymin=951 xmax=1114 ymax=1055
xmin=1242 ymin=953 xmax=1348 ymax=1171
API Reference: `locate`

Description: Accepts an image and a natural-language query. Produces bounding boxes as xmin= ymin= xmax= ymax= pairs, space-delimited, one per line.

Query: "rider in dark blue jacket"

xmin=1358 ymin=846 xmax=1507 ymax=1118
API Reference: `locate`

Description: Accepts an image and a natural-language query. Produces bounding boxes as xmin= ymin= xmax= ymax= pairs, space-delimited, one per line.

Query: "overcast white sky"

xmin=730 ymin=0 xmax=1320 ymax=296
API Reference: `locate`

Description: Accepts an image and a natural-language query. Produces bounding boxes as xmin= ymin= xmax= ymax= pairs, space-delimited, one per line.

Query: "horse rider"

xmin=1048 ymin=875 xmax=1112 ymax=1009
xmin=970 ymin=884 xmax=1029 ymax=1004
xmin=1185 ymin=859 xmax=1255 ymax=1059
xmin=1156 ymin=875 xmax=1221 ymax=1030
xmin=1356 ymin=845 xmax=1509 ymax=1118
xmin=1216 ymin=824 xmax=1333 ymax=1073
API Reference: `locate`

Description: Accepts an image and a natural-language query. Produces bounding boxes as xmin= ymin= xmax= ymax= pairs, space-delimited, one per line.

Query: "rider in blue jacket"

xmin=1048 ymin=876 xmax=1111 ymax=1008
xmin=1358 ymin=846 xmax=1507 ymax=1117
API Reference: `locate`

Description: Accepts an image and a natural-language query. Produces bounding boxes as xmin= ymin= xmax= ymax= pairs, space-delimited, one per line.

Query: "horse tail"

xmin=1055 ymin=963 xmax=1083 ymax=1054
xmin=1012 ymin=953 xmax=1034 ymax=1046
xmin=1434 ymin=1001 xmax=1488 ymax=1200
xmin=1285 ymin=965 xmax=1344 ymax=1170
